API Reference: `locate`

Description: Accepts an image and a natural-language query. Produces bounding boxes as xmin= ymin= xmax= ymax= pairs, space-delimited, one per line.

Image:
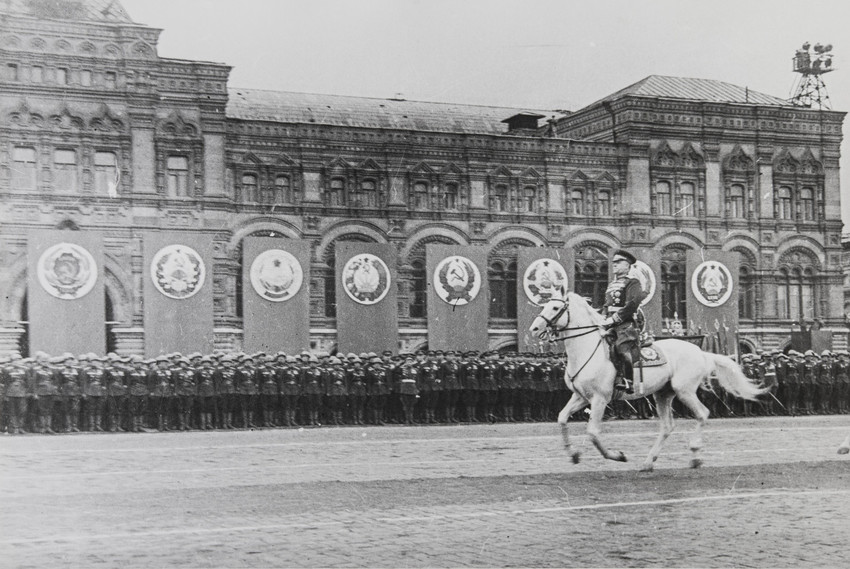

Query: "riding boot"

xmin=46 ymin=415 xmax=55 ymax=434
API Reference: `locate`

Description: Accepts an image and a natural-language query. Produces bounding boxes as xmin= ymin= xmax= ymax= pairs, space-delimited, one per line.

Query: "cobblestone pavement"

xmin=2 ymin=415 xmax=850 ymax=568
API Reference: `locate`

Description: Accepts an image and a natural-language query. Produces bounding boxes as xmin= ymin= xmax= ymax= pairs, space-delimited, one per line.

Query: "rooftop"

xmin=227 ymin=88 xmax=566 ymax=135
xmin=587 ymin=75 xmax=792 ymax=108
xmin=0 ymin=0 xmax=134 ymax=23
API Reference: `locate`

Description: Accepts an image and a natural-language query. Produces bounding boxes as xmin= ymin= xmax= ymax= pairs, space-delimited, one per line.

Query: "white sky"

xmin=121 ymin=0 xmax=849 ymax=230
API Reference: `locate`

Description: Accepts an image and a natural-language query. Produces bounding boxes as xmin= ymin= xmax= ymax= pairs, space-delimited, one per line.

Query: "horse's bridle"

xmin=537 ymin=298 xmax=602 ymax=343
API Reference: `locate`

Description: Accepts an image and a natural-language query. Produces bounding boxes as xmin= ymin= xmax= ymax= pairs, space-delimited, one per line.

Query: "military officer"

xmin=601 ymin=249 xmax=645 ymax=394
xmin=125 ymin=355 xmax=150 ymax=432
xmin=32 ymin=352 xmax=59 ymax=434
xmin=257 ymin=355 xmax=278 ymax=427
xmin=348 ymin=354 xmax=368 ymax=425
xmin=785 ymin=351 xmax=803 ymax=416
xmin=83 ymin=354 xmax=108 ymax=431
xmin=324 ymin=356 xmax=348 ymax=425
xmin=236 ymin=354 xmax=259 ymax=428
xmin=517 ymin=353 xmax=537 ymax=422
xmin=195 ymin=356 xmax=217 ymax=430
xmin=440 ymin=351 xmax=463 ymax=423
xmin=478 ymin=351 xmax=500 ymax=423
xmin=417 ymin=351 xmax=440 ymax=424
xmin=302 ymin=354 xmax=324 ymax=426
xmin=104 ymin=353 xmax=129 ymax=432
xmin=801 ymin=350 xmax=818 ymax=415
xmin=365 ymin=354 xmax=390 ymax=425
xmin=460 ymin=351 xmax=481 ymax=423
xmin=817 ymin=350 xmax=835 ymax=415
xmin=498 ymin=352 xmax=518 ymax=422
xmin=397 ymin=354 xmax=420 ymax=425
xmin=534 ymin=353 xmax=555 ymax=421
xmin=4 ymin=356 xmax=30 ymax=434
xmin=214 ymin=355 xmax=238 ymax=429
xmin=835 ymin=351 xmax=850 ymax=414
xmin=276 ymin=355 xmax=301 ymax=427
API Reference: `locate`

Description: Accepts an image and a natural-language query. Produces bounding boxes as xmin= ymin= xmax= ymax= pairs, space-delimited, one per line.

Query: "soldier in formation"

xmin=4 ymin=345 xmax=848 ymax=435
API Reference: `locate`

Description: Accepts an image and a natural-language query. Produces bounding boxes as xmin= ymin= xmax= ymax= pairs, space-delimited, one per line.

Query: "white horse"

xmin=529 ymin=292 xmax=767 ymax=471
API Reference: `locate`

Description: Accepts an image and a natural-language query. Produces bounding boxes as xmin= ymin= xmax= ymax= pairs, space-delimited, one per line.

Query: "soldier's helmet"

xmin=821 ymin=350 xmax=832 ymax=357
xmin=804 ymin=350 xmax=816 ymax=358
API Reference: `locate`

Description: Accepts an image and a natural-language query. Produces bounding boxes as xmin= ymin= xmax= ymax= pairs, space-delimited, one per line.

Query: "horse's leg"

xmin=675 ymin=389 xmax=711 ymax=469
xmin=557 ymin=392 xmax=589 ymax=464
xmin=838 ymin=432 xmax=850 ymax=455
xmin=640 ymin=390 xmax=675 ymax=472
xmin=586 ymin=393 xmax=627 ymax=462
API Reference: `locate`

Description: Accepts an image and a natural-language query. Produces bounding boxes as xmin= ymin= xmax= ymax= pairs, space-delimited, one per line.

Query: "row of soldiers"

xmin=0 ymin=349 xmax=578 ymax=434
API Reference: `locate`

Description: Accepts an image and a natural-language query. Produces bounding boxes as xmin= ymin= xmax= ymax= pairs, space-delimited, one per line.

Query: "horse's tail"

xmin=705 ymin=353 xmax=767 ymax=401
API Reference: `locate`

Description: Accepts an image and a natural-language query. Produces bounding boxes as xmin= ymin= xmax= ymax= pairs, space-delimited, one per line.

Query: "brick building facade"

xmin=0 ymin=1 xmax=846 ymax=356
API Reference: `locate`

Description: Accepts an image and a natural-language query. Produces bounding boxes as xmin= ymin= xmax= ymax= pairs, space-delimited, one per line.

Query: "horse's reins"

xmin=538 ymin=298 xmax=606 ymax=382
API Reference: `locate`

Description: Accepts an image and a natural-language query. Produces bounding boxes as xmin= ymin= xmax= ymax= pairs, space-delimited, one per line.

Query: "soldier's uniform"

xmin=195 ymin=357 xmax=217 ymax=429
xmin=348 ymin=356 xmax=368 ymax=425
xmin=758 ymin=354 xmax=778 ymax=416
xmin=460 ymin=351 xmax=481 ymax=423
xmin=171 ymin=358 xmax=197 ymax=430
xmin=277 ymin=356 xmax=301 ymax=426
xmin=301 ymin=355 xmax=324 ymax=426
xmin=498 ymin=353 xmax=518 ymax=422
xmin=517 ymin=354 xmax=537 ymax=422
xmin=257 ymin=356 xmax=278 ymax=427
xmin=365 ymin=356 xmax=390 ymax=425
xmin=397 ymin=355 xmax=419 ymax=425
xmin=4 ymin=358 xmax=30 ymax=434
xmin=817 ymin=351 xmax=835 ymax=414
xmin=236 ymin=355 xmax=259 ymax=428
xmin=83 ymin=355 xmax=108 ymax=431
xmin=149 ymin=356 xmax=174 ymax=430
xmin=785 ymin=351 xmax=803 ymax=416
xmin=32 ymin=354 xmax=59 ymax=434
xmin=801 ymin=350 xmax=818 ymax=415
xmin=440 ymin=351 xmax=462 ymax=423
xmin=214 ymin=356 xmax=238 ymax=429
xmin=478 ymin=352 xmax=500 ymax=423
xmin=104 ymin=354 xmax=129 ymax=432
xmin=323 ymin=357 xmax=348 ymax=425
xmin=417 ymin=353 xmax=441 ymax=424
xmin=835 ymin=351 xmax=850 ymax=414
xmin=601 ymin=250 xmax=644 ymax=393
xmin=534 ymin=355 xmax=555 ymax=421
xmin=126 ymin=356 xmax=150 ymax=432
xmin=773 ymin=353 xmax=789 ymax=416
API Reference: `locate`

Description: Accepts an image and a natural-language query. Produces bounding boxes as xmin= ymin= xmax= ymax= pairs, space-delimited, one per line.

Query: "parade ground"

xmin=2 ymin=415 xmax=850 ymax=568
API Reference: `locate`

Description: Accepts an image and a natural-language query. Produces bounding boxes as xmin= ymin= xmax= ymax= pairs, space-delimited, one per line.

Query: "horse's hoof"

xmin=838 ymin=446 xmax=849 ymax=455
xmin=639 ymin=463 xmax=654 ymax=472
xmin=690 ymin=458 xmax=704 ymax=469
xmin=614 ymin=451 xmax=628 ymax=463
xmin=571 ymin=453 xmax=581 ymax=464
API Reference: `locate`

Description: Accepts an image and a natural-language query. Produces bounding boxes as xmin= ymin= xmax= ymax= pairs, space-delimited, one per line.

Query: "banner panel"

xmin=632 ymin=248 xmax=662 ymax=337
xmin=426 ymin=245 xmax=489 ymax=353
xmin=517 ymin=248 xmax=570 ymax=353
xmin=242 ymin=237 xmax=311 ymax=355
xmin=335 ymin=242 xmax=398 ymax=355
xmin=143 ymin=232 xmax=215 ymax=357
xmin=686 ymin=250 xmax=739 ymax=355
xmin=27 ymin=230 xmax=105 ymax=356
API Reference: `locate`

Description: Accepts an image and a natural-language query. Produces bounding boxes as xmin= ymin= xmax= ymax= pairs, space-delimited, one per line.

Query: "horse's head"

xmin=529 ymin=297 xmax=571 ymax=340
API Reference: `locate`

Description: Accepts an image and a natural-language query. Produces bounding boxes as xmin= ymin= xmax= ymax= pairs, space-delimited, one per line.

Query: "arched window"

xmin=678 ymin=182 xmax=695 ymax=216
xmin=656 ymin=181 xmax=672 ymax=215
xmin=409 ymin=259 xmax=427 ymax=318
xmin=597 ymin=190 xmax=611 ymax=217
xmin=492 ymin=184 xmax=508 ymax=212
xmin=575 ymin=262 xmax=608 ymax=309
xmin=443 ymin=182 xmax=458 ymax=210
xmin=273 ymin=175 xmax=291 ymax=204
xmin=94 ymin=151 xmax=118 ymax=196
xmin=738 ymin=265 xmax=755 ymax=319
xmin=521 ymin=186 xmax=537 ymax=213
xmin=328 ymin=177 xmax=345 ymax=206
xmin=777 ymin=267 xmax=815 ymax=320
xmin=413 ymin=181 xmax=429 ymax=210
xmin=488 ymin=260 xmax=517 ymax=318
xmin=12 ymin=146 xmax=37 ymax=190
xmin=799 ymin=187 xmax=814 ymax=221
xmin=777 ymin=186 xmax=793 ymax=219
xmin=571 ymin=189 xmax=584 ymax=215
xmin=54 ymin=149 xmax=77 ymax=193
xmin=729 ymin=184 xmax=745 ymax=218
xmin=167 ymin=156 xmax=189 ymax=197
xmin=358 ymin=179 xmax=377 ymax=207
xmin=241 ymin=173 xmax=258 ymax=202
xmin=661 ymin=252 xmax=687 ymax=323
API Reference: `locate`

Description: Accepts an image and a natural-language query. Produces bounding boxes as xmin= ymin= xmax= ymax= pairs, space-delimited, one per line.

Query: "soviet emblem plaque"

xmin=250 ymin=249 xmax=303 ymax=302
xmin=631 ymin=260 xmax=657 ymax=306
xmin=341 ymin=253 xmax=391 ymax=305
xmin=37 ymin=242 xmax=98 ymax=300
xmin=691 ymin=260 xmax=733 ymax=307
xmin=433 ymin=255 xmax=481 ymax=306
xmin=150 ymin=244 xmax=206 ymax=300
xmin=522 ymin=258 xmax=567 ymax=306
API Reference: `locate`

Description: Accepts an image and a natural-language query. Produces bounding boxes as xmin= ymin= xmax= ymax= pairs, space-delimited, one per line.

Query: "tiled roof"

xmin=226 ymin=88 xmax=566 ymax=135
xmin=1 ymin=0 xmax=134 ymax=23
xmin=589 ymin=75 xmax=791 ymax=107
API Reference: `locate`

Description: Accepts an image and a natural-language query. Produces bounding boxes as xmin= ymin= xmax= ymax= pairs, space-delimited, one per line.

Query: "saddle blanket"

xmin=637 ymin=345 xmax=668 ymax=368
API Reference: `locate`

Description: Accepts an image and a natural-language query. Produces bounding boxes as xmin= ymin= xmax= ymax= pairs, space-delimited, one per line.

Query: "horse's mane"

xmin=566 ymin=292 xmax=606 ymax=326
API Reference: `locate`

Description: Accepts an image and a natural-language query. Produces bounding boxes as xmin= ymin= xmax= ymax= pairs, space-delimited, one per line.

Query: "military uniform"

xmin=32 ymin=355 xmax=59 ymax=434
xmin=601 ymin=250 xmax=644 ymax=393
xmin=418 ymin=354 xmax=441 ymax=424
xmin=83 ymin=356 xmax=108 ymax=431
xmin=196 ymin=357 xmax=217 ymax=429
xmin=302 ymin=357 xmax=324 ymax=426
xmin=817 ymin=351 xmax=835 ymax=414
xmin=498 ymin=354 xmax=518 ymax=422
xmin=277 ymin=356 xmax=301 ymax=426
xmin=535 ymin=355 xmax=556 ymax=421
xmin=785 ymin=352 xmax=803 ymax=416
xmin=517 ymin=355 xmax=536 ymax=422
xmin=835 ymin=352 xmax=850 ymax=414
xmin=126 ymin=357 xmax=150 ymax=432
xmin=214 ymin=356 xmax=238 ymax=428
xmin=801 ymin=351 xmax=818 ymax=415
xmin=236 ymin=356 xmax=259 ymax=428
xmin=397 ymin=356 xmax=419 ymax=425
xmin=460 ymin=352 xmax=481 ymax=423
xmin=257 ymin=357 xmax=278 ymax=427
xmin=149 ymin=357 xmax=175 ymax=430
xmin=104 ymin=355 xmax=129 ymax=432
xmin=365 ymin=357 xmax=390 ymax=425
xmin=324 ymin=357 xmax=349 ymax=425
xmin=4 ymin=359 xmax=30 ymax=434
xmin=348 ymin=357 xmax=368 ymax=425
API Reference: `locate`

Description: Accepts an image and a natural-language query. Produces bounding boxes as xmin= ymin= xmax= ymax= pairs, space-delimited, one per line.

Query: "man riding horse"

xmin=601 ymin=249 xmax=644 ymax=394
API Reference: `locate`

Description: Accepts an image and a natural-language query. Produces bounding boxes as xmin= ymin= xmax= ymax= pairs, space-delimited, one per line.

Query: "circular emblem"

xmin=523 ymin=258 xmax=568 ymax=306
xmin=434 ymin=255 xmax=482 ymax=306
xmin=250 ymin=249 xmax=303 ymax=302
xmin=342 ymin=253 xmax=391 ymax=305
xmin=150 ymin=244 xmax=206 ymax=300
xmin=691 ymin=260 xmax=734 ymax=307
xmin=630 ymin=260 xmax=657 ymax=307
xmin=37 ymin=243 xmax=98 ymax=300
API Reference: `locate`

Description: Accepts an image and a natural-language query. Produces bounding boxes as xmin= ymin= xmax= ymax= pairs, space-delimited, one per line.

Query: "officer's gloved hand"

xmin=602 ymin=317 xmax=615 ymax=329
